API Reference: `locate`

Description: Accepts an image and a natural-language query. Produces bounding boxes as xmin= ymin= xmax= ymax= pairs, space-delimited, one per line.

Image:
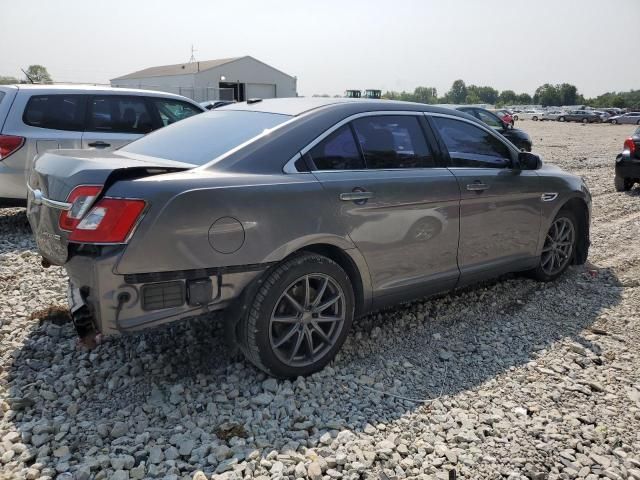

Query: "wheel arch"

xmin=294 ymin=243 xmax=370 ymax=317
xmin=560 ymin=197 xmax=590 ymax=265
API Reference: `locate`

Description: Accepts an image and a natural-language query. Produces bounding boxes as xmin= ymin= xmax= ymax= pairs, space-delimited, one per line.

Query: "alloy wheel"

xmin=541 ymin=217 xmax=575 ymax=276
xmin=269 ymin=273 xmax=346 ymax=367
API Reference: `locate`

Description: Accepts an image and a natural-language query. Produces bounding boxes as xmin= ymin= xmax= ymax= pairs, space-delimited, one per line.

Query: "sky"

xmin=1 ymin=0 xmax=639 ymax=98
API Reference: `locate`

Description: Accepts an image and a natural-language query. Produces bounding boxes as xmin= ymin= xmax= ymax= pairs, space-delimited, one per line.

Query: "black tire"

xmin=528 ymin=209 xmax=578 ymax=282
xmin=615 ymin=174 xmax=633 ymax=192
xmin=582 ymin=118 xmax=588 ymax=124
xmin=237 ymin=252 xmax=354 ymax=378
xmin=637 ymin=120 xmax=640 ymax=125
xmin=513 ymin=115 xmax=519 ymax=121
xmin=612 ymin=119 xmax=618 ymax=125
xmin=559 ymin=116 xmax=565 ymax=122
xmin=532 ymin=116 xmax=538 ymax=121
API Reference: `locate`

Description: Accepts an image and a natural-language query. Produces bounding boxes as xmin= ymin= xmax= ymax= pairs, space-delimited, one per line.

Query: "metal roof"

xmin=111 ymin=57 xmax=243 ymax=81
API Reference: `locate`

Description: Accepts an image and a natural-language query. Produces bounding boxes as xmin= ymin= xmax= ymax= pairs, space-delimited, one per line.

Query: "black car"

xmin=456 ymin=107 xmax=533 ymax=151
xmin=615 ymin=126 xmax=640 ymax=191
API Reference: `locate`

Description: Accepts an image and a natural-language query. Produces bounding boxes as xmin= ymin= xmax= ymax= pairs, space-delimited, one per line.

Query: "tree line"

xmin=382 ymin=79 xmax=640 ymax=109
xmin=0 ymin=65 xmax=53 ymax=85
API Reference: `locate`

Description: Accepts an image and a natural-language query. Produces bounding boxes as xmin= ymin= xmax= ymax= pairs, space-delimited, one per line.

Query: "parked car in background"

xmin=557 ymin=110 xmax=600 ymax=123
xmin=608 ymin=112 xmax=640 ymax=125
xmin=591 ymin=110 xmax=611 ymax=122
xmin=615 ymin=126 xmax=640 ymax=191
xmin=513 ymin=110 xmax=544 ymax=121
xmin=0 ymin=85 xmax=205 ymax=205
xmin=493 ymin=109 xmax=515 ymax=127
xmin=26 ymin=97 xmax=590 ymax=378
xmin=456 ymin=107 xmax=533 ymax=151
xmin=540 ymin=110 xmax=565 ymax=121
xmin=200 ymin=100 xmax=235 ymax=110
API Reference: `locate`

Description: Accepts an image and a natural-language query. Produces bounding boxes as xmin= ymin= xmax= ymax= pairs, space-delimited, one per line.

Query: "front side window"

xmin=120 ymin=110 xmax=290 ymax=166
xmin=432 ymin=116 xmax=512 ymax=168
xmin=88 ymin=96 xmax=153 ymax=134
xmin=153 ymin=99 xmax=202 ymax=126
xmin=307 ymin=124 xmax=365 ymax=170
xmin=23 ymin=95 xmax=85 ymax=131
xmin=351 ymin=115 xmax=434 ymax=168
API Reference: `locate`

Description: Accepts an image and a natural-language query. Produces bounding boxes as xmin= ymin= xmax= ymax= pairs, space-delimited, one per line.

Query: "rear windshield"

xmin=120 ymin=110 xmax=291 ymax=165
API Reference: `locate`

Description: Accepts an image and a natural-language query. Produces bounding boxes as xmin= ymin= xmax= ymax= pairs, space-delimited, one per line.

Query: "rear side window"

xmin=87 ymin=96 xmax=153 ymax=134
xmin=351 ymin=115 xmax=434 ymax=168
xmin=23 ymin=95 xmax=86 ymax=131
xmin=153 ymin=99 xmax=202 ymax=126
xmin=433 ymin=116 xmax=512 ymax=168
xmin=475 ymin=110 xmax=503 ymax=129
xmin=307 ymin=124 xmax=365 ymax=170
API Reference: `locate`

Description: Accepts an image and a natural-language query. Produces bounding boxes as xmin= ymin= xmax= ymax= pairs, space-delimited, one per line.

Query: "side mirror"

xmin=517 ymin=151 xmax=542 ymax=170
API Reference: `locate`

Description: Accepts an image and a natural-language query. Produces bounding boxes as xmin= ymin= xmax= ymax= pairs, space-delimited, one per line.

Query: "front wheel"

xmin=532 ymin=116 xmax=538 ymax=121
xmin=637 ymin=120 xmax=640 ymax=125
xmin=611 ymin=119 xmax=618 ymax=125
xmin=582 ymin=118 xmax=588 ymax=124
xmin=238 ymin=253 xmax=354 ymax=378
xmin=558 ymin=116 xmax=565 ymax=122
xmin=528 ymin=210 xmax=577 ymax=282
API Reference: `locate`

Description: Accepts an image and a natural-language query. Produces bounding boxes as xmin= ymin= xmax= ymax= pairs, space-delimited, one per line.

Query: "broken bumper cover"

xmin=65 ymin=248 xmax=268 ymax=336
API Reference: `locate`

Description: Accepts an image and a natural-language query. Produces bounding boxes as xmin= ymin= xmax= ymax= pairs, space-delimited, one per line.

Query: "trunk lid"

xmin=27 ymin=149 xmax=194 ymax=265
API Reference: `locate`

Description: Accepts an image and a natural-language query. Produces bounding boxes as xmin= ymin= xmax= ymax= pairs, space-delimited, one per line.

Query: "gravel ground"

xmin=1 ymin=121 xmax=639 ymax=480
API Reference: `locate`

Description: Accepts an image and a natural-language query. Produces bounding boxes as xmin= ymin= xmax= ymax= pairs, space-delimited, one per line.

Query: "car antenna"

xmin=21 ymin=68 xmax=35 ymax=83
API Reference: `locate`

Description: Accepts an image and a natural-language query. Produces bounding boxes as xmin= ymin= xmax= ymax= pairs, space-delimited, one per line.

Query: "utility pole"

xmin=189 ymin=45 xmax=197 ymax=63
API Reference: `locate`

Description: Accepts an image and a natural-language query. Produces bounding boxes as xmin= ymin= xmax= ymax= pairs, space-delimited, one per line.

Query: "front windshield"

xmin=120 ymin=110 xmax=291 ymax=165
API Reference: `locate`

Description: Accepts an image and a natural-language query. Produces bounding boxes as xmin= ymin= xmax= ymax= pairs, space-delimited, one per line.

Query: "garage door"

xmin=246 ymin=83 xmax=276 ymax=99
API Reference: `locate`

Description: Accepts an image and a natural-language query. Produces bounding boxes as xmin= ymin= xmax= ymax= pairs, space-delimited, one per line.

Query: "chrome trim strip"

xmin=27 ymin=185 xmax=72 ymax=211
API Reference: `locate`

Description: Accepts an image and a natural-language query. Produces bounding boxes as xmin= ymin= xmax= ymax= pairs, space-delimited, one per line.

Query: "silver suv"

xmin=0 ymin=85 xmax=204 ymax=204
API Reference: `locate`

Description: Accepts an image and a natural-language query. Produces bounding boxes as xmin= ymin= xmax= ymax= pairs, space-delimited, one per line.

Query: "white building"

xmin=111 ymin=56 xmax=297 ymax=102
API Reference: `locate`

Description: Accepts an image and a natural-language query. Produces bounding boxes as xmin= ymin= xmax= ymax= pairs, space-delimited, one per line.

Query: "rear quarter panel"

xmin=111 ymin=171 xmax=359 ymax=275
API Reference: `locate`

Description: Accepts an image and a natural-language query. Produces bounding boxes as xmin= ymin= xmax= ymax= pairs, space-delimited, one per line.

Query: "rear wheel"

xmin=238 ymin=253 xmax=354 ymax=378
xmin=559 ymin=116 xmax=565 ymax=122
xmin=615 ymin=174 xmax=633 ymax=192
xmin=636 ymin=120 xmax=640 ymax=125
xmin=532 ymin=116 xmax=538 ymax=121
xmin=582 ymin=118 xmax=588 ymax=124
xmin=528 ymin=210 xmax=577 ymax=282
xmin=612 ymin=119 xmax=618 ymax=125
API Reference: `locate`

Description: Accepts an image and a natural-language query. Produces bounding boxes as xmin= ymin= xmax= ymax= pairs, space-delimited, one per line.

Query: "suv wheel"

xmin=615 ymin=174 xmax=633 ymax=192
xmin=528 ymin=210 xmax=577 ymax=282
xmin=238 ymin=253 xmax=354 ymax=378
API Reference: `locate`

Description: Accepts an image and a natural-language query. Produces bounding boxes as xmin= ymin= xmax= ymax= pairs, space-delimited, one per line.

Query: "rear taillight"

xmin=59 ymin=185 xmax=103 ymax=231
xmin=624 ymin=137 xmax=636 ymax=155
xmin=68 ymin=198 xmax=146 ymax=244
xmin=0 ymin=135 xmax=25 ymax=160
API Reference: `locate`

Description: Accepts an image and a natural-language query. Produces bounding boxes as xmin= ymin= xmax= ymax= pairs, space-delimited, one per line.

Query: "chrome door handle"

xmin=466 ymin=183 xmax=489 ymax=191
xmin=339 ymin=191 xmax=374 ymax=201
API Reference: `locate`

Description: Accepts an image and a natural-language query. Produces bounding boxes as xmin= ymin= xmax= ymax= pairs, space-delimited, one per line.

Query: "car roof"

xmin=5 ymin=84 xmax=202 ymax=103
xmin=221 ymin=97 xmax=473 ymax=118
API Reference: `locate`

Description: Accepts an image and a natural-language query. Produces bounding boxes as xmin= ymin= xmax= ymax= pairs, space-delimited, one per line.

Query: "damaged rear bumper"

xmin=64 ymin=247 xmax=268 ymax=336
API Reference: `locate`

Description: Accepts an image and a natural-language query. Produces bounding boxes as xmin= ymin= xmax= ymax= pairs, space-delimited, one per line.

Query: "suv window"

xmin=153 ymin=99 xmax=202 ymax=126
xmin=474 ymin=109 xmax=503 ymax=129
xmin=433 ymin=116 xmax=512 ymax=168
xmin=307 ymin=124 xmax=365 ymax=170
xmin=23 ymin=95 xmax=86 ymax=131
xmin=351 ymin=115 xmax=434 ymax=168
xmin=88 ymin=96 xmax=153 ymax=134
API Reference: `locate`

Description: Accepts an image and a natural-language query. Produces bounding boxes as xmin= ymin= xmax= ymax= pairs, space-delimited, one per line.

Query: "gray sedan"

xmin=609 ymin=112 xmax=640 ymax=125
xmin=26 ymin=98 xmax=591 ymax=378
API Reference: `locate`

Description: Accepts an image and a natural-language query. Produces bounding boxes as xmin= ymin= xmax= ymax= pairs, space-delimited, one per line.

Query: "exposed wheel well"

xmin=297 ymin=244 xmax=366 ymax=317
xmin=561 ymin=198 xmax=590 ymax=265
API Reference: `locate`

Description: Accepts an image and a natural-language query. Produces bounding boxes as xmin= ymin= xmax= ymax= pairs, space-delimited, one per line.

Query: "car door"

xmin=305 ymin=113 xmax=461 ymax=305
xmin=429 ymin=113 xmax=542 ymax=286
xmin=82 ymin=95 xmax=155 ymax=150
